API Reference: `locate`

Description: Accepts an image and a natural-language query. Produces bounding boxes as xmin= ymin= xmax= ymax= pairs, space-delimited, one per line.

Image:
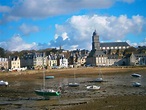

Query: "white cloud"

xmin=0 ymin=0 xmax=136 ymax=23
xmin=62 ymin=32 xmax=69 ymax=40
xmin=0 ymin=15 xmax=20 ymax=24
xmin=121 ymin=0 xmax=135 ymax=3
xmin=0 ymin=5 xmax=11 ymax=13
xmin=19 ymin=23 xmax=39 ymax=35
xmin=10 ymin=0 xmax=114 ymax=18
xmin=49 ymin=14 xmax=145 ymax=50
xmin=0 ymin=34 xmax=46 ymax=51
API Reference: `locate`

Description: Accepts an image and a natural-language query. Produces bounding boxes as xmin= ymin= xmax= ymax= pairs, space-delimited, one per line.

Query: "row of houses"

xmin=0 ymin=30 xmax=146 ymax=70
xmin=0 ymin=53 xmax=69 ymax=71
xmin=0 ymin=50 xmax=146 ymax=71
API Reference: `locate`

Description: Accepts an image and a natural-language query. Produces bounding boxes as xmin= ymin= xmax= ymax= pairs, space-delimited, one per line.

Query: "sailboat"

xmin=35 ymin=53 xmax=60 ymax=98
xmin=94 ymin=66 xmax=103 ymax=82
xmin=68 ymin=68 xmax=79 ymax=87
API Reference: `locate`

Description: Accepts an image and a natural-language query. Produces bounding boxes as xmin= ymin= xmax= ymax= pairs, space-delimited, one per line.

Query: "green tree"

xmin=0 ymin=47 xmax=5 ymax=57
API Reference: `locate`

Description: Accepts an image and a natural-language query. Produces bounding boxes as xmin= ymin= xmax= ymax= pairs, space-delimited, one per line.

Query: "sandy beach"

xmin=0 ymin=67 xmax=146 ymax=110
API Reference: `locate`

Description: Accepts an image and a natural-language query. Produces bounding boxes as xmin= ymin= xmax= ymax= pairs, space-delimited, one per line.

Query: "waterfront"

xmin=0 ymin=67 xmax=146 ymax=110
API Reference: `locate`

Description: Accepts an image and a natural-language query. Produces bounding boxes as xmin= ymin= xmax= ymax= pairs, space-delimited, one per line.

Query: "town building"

xmin=86 ymin=30 xmax=130 ymax=66
xmin=100 ymin=42 xmax=130 ymax=50
xmin=48 ymin=54 xmax=58 ymax=68
xmin=11 ymin=55 xmax=33 ymax=70
xmin=128 ymin=53 xmax=146 ymax=66
xmin=33 ymin=53 xmax=48 ymax=69
xmin=0 ymin=58 xmax=10 ymax=70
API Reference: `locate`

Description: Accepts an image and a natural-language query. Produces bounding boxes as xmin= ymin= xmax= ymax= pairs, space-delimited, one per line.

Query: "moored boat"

xmin=68 ymin=82 xmax=79 ymax=87
xmin=45 ymin=76 xmax=54 ymax=79
xmin=94 ymin=77 xmax=103 ymax=82
xmin=35 ymin=89 xmax=60 ymax=97
xmin=0 ymin=80 xmax=8 ymax=86
xmin=68 ymin=68 xmax=79 ymax=87
xmin=131 ymin=73 xmax=141 ymax=78
xmin=35 ymin=53 xmax=60 ymax=98
xmin=132 ymin=82 xmax=141 ymax=87
xmin=86 ymin=85 xmax=100 ymax=90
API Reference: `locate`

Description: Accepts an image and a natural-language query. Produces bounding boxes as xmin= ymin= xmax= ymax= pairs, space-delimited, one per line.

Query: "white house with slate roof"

xmin=129 ymin=53 xmax=146 ymax=66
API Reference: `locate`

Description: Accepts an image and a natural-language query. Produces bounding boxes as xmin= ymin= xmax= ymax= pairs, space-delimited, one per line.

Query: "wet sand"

xmin=0 ymin=67 xmax=146 ymax=110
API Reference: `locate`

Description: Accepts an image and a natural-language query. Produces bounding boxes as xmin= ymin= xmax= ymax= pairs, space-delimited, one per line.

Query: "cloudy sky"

xmin=0 ymin=0 xmax=146 ymax=51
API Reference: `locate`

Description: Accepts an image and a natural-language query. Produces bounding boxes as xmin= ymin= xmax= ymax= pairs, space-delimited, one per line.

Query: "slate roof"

xmin=94 ymin=50 xmax=106 ymax=56
xmin=100 ymin=42 xmax=129 ymax=47
xmin=88 ymin=50 xmax=106 ymax=57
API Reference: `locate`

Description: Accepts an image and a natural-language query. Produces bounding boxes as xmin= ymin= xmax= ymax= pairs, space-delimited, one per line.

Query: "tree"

xmin=0 ymin=47 xmax=5 ymax=57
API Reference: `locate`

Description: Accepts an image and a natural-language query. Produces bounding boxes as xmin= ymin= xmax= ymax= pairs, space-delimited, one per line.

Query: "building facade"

xmin=100 ymin=42 xmax=130 ymax=50
xmin=0 ymin=58 xmax=10 ymax=70
xmin=87 ymin=30 xmax=130 ymax=66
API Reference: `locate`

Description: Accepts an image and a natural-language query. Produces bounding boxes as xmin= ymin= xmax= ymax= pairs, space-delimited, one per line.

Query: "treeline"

xmin=0 ymin=46 xmax=146 ymax=58
xmin=0 ymin=47 xmax=63 ymax=58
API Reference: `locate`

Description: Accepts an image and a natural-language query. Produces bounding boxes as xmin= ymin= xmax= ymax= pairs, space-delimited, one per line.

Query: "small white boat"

xmin=68 ymin=69 xmax=79 ymax=87
xmin=94 ymin=78 xmax=103 ymax=82
xmin=86 ymin=85 xmax=100 ymax=90
xmin=132 ymin=82 xmax=141 ymax=87
xmin=94 ymin=66 xmax=103 ymax=82
xmin=0 ymin=80 xmax=8 ymax=86
xmin=131 ymin=73 xmax=141 ymax=78
xmin=45 ymin=76 xmax=54 ymax=79
xmin=68 ymin=82 xmax=79 ymax=87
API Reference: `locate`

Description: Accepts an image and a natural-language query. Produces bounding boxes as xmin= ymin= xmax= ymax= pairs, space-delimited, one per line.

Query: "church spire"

xmin=93 ymin=30 xmax=97 ymax=36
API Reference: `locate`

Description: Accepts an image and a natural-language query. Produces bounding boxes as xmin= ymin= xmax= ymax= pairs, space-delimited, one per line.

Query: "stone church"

xmin=86 ymin=30 xmax=130 ymax=66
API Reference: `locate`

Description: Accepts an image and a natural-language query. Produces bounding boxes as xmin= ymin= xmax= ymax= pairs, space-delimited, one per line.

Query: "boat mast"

xmin=73 ymin=68 xmax=76 ymax=83
xmin=42 ymin=52 xmax=45 ymax=89
xmin=98 ymin=65 xmax=102 ymax=78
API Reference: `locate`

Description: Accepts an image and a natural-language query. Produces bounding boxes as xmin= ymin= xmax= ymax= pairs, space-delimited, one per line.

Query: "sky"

xmin=0 ymin=0 xmax=146 ymax=51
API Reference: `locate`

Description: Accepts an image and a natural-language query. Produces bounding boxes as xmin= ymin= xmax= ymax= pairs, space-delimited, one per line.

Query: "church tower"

xmin=87 ymin=30 xmax=106 ymax=66
xmin=92 ymin=30 xmax=100 ymax=51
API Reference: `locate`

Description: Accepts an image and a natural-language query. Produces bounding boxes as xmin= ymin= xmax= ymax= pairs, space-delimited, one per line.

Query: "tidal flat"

xmin=0 ymin=67 xmax=146 ymax=110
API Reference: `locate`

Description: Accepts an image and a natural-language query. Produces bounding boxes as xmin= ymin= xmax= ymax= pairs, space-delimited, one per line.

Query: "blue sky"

xmin=0 ymin=0 xmax=146 ymax=51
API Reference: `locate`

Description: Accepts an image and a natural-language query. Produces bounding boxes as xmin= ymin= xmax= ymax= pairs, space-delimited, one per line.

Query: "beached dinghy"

xmin=68 ymin=69 xmax=79 ymax=87
xmin=131 ymin=73 xmax=141 ymax=78
xmin=68 ymin=82 xmax=79 ymax=87
xmin=0 ymin=80 xmax=8 ymax=86
xmin=132 ymin=82 xmax=141 ymax=87
xmin=94 ymin=77 xmax=103 ymax=82
xmin=86 ymin=85 xmax=100 ymax=90
xmin=94 ymin=66 xmax=103 ymax=82
xmin=45 ymin=76 xmax=54 ymax=79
